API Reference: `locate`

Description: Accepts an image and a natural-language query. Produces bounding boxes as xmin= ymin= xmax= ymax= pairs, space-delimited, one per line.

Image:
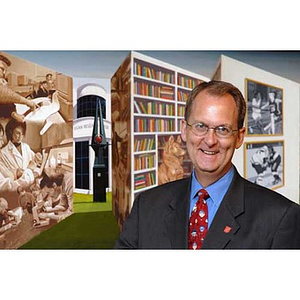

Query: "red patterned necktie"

xmin=188 ymin=189 xmax=209 ymax=250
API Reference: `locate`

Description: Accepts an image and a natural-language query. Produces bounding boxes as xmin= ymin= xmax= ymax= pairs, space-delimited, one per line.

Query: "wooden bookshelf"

xmin=111 ymin=51 xmax=209 ymax=228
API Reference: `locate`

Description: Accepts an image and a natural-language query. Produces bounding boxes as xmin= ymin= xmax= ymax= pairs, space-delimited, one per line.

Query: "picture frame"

xmin=245 ymin=79 xmax=283 ymax=136
xmin=244 ymin=140 xmax=284 ymax=190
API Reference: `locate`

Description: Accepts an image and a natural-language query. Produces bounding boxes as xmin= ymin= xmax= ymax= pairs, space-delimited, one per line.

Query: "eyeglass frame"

xmin=186 ymin=121 xmax=239 ymax=138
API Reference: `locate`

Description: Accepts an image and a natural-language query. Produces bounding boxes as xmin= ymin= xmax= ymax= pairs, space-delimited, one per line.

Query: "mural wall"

xmin=0 ymin=52 xmax=73 ymax=249
xmin=111 ymin=54 xmax=131 ymax=229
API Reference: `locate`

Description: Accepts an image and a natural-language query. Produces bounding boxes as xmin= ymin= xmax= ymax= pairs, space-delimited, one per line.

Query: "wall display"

xmin=111 ymin=51 xmax=209 ymax=229
xmin=245 ymin=79 xmax=283 ymax=136
xmin=244 ymin=140 xmax=284 ymax=190
xmin=0 ymin=52 xmax=73 ymax=249
xmin=111 ymin=54 xmax=131 ymax=228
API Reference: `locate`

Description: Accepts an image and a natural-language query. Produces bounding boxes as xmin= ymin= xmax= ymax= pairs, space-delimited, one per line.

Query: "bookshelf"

xmin=111 ymin=51 xmax=209 ymax=228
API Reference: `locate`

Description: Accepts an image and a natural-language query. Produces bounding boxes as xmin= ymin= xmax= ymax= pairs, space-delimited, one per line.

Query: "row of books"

xmin=134 ymin=137 xmax=155 ymax=152
xmin=177 ymin=120 xmax=184 ymax=131
xmin=134 ymin=81 xmax=174 ymax=100
xmin=134 ymin=154 xmax=155 ymax=171
xmin=134 ymin=100 xmax=175 ymax=116
xmin=134 ymin=61 xmax=175 ymax=84
xmin=134 ymin=172 xmax=156 ymax=190
xmin=134 ymin=118 xmax=175 ymax=132
xmin=177 ymin=105 xmax=185 ymax=117
xmin=178 ymin=89 xmax=190 ymax=102
xmin=178 ymin=75 xmax=203 ymax=89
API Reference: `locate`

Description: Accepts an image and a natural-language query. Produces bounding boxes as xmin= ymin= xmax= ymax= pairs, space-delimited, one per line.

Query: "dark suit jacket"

xmin=115 ymin=167 xmax=300 ymax=249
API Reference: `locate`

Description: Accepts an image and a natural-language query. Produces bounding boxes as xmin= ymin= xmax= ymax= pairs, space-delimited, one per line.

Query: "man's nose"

xmin=204 ymin=128 xmax=218 ymax=145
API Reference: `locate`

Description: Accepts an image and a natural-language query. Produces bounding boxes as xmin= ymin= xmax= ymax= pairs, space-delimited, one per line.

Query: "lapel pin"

xmin=223 ymin=226 xmax=232 ymax=233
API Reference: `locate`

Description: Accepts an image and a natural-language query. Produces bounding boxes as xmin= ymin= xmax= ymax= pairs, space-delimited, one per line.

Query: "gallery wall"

xmin=0 ymin=51 xmax=74 ymax=249
xmin=215 ymin=55 xmax=300 ymax=203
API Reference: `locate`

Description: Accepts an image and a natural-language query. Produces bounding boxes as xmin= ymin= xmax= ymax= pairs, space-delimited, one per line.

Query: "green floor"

xmin=19 ymin=192 xmax=120 ymax=249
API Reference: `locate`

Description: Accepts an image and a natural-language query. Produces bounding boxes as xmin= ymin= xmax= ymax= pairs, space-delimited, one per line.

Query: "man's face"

xmin=42 ymin=186 xmax=55 ymax=197
xmin=42 ymin=183 xmax=61 ymax=199
xmin=12 ymin=126 xmax=24 ymax=144
xmin=181 ymin=91 xmax=245 ymax=186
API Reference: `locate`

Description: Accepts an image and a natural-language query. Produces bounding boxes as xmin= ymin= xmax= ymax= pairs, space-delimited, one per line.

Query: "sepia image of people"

xmin=0 ymin=52 xmax=73 ymax=249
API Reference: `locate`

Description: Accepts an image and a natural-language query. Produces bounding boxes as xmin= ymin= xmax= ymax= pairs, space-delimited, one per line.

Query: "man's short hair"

xmin=185 ymin=80 xmax=246 ymax=129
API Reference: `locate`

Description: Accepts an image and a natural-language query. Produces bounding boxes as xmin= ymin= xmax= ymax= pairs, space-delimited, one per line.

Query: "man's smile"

xmin=200 ymin=149 xmax=219 ymax=155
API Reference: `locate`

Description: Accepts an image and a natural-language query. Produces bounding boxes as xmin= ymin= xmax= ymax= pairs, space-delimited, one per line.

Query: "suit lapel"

xmin=162 ymin=169 xmax=246 ymax=249
xmin=164 ymin=178 xmax=190 ymax=249
xmin=202 ymin=169 xmax=245 ymax=249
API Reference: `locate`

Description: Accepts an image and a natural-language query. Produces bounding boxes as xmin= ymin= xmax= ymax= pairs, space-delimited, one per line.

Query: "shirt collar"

xmin=191 ymin=166 xmax=234 ymax=206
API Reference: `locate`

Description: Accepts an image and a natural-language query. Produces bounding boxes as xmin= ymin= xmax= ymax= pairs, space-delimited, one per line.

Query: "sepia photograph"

xmin=0 ymin=52 xmax=73 ymax=249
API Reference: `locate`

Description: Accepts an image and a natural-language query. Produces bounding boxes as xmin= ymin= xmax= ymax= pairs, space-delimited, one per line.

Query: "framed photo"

xmin=244 ymin=140 xmax=284 ymax=190
xmin=245 ymin=79 xmax=283 ymax=136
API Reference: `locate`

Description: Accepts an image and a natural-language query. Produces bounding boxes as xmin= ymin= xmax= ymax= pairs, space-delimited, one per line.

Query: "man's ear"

xmin=181 ymin=120 xmax=187 ymax=143
xmin=53 ymin=183 xmax=57 ymax=189
xmin=236 ymin=127 xmax=246 ymax=149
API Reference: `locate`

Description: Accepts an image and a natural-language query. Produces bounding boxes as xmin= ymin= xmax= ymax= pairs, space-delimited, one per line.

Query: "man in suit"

xmin=115 ymin=80 xmax=300 ymax=249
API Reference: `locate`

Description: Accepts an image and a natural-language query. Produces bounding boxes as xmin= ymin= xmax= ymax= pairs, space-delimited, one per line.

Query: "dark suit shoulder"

xmin=140 ymin=177 xmax=189 ymax=196
xmin=242 ymin=176 xmax=299 ymax=210
xmin=136 ymin=177 xmax=190 ymax=208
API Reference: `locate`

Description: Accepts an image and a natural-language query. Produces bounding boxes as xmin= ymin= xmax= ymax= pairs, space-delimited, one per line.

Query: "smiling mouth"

xmin=201 ymin=149 xmax=218 ymax=155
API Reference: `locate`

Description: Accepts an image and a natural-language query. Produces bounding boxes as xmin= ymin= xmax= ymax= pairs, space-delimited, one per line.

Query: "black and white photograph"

xmin=245 ymin=79 xmax=283 ymax=136
xmin=244 ymin=140 xmax=284 ymax=190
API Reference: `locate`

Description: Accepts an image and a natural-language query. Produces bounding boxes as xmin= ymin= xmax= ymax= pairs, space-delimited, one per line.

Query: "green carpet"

xmin=19 ymin=192 xmax=120 ymax=249
xmin=73 ymin=192 xmax=113 ymax=213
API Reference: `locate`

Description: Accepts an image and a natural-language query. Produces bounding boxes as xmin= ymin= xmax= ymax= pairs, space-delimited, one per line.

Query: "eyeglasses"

xmin=186 ymin=122 xmax=238 ymax=138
